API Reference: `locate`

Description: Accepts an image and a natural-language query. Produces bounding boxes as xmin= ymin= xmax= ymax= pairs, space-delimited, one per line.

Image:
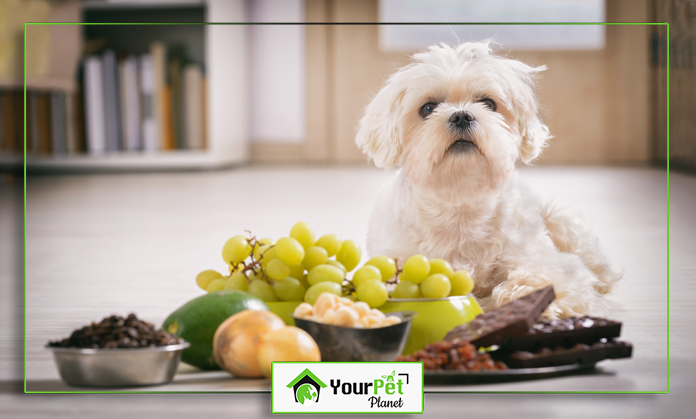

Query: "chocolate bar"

xmin=445 ymin=285 xmax=556 ymax=348
xmin=505 ymin=316 xmax=622 ymax=352
xmin=501 ymin=340 xmax=633 ymax=369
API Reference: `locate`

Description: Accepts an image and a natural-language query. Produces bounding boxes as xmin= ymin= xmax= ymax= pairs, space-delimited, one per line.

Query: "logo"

xmin=286 ymin=368 xmax=327 ymax=405
xmin=272 ymin=362 xmax=423 ymax=414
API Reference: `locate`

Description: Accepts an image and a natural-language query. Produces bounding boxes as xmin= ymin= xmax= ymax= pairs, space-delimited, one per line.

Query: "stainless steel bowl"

xmin=47 ymin=342 xmax=190 ymax=387
xmin=293 ymin=311 xmax=416 ymax=362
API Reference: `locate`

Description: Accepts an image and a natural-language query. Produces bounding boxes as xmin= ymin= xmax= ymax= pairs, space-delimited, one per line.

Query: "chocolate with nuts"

xmin=505 ymin=316 xmax=622 ymax=352
xmin=445 ymin=285 xmax=556 ymax=348
xmin=500 ymin=340 xmax=633 ymax=369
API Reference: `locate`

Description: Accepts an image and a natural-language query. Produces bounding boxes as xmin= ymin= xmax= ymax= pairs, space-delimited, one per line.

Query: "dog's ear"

xmin=519 ymin=109 xmax=551 ymax=164
xmin=512 ymin=64 xmax=552 ymax=164
xmin=355 ymin=76 xmax=409 ymax=169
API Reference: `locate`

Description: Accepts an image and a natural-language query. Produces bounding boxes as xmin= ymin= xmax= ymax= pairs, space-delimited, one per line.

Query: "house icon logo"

xmin=286 ymin=368 xmax=327 ymax=405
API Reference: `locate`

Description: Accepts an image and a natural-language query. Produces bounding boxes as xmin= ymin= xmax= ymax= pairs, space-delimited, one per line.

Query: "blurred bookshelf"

xmin=0 ymin=0 xmax=248 ymax=172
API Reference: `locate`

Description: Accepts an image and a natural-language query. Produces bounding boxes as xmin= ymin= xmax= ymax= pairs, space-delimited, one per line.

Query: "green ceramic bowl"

xmin=266 ymin=301 xmax=302 ymax=326
xmin=380 ymin=295 xmax=483 ymax=355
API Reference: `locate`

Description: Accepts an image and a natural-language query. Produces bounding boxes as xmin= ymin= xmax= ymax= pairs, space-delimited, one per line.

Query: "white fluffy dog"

xmin=356 ymin=42 xmax=620 ymax=319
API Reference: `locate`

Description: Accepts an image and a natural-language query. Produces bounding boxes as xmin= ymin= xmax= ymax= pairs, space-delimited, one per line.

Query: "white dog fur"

xmin=356 ymin=42 xmax=620 ymax=319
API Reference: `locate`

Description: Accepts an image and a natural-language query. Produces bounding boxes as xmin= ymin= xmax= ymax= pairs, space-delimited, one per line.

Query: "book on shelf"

xmin=119 ymin=55 xmax=141 ymax=152
xmin=139 ymin=54 xmax=158 ymax=153
xmin=169 ymin=51 xmax=183 ymax=150
xmin=65 ymin=90 xmax=80 ymax=154
xmin=84 ymin=56 xmax=106 ymax=154
xmin=0 ymin=40 xmax=208 ymax=162
xmin=0 ymin=90 xmax=22 ymax=154
xmin=50 ymin=92 xmax=66 ymax=155
xmin=102 ymin=50 xmax=122 ymax=152
xmin=151 ymin=42 xmax=169 ymax=151
xmin=36 ymin=93 xmax=51 ymax=156
xmin=184 ymin=64 xmax=204 ymax=150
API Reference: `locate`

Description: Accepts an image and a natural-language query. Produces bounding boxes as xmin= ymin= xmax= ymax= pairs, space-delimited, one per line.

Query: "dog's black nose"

xmin=449 ymin=111 xmax=474 ymax=129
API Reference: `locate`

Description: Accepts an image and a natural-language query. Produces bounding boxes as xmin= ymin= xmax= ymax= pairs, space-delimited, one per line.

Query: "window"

xmin=379 ymin=0 xmax=606 ymax=51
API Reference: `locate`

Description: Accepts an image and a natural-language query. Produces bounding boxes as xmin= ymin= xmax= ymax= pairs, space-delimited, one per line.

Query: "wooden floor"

xmin=1 ymin=165 xmax=694 ymax=417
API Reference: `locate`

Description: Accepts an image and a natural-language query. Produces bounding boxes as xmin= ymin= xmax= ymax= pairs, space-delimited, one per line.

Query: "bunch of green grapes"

xmin=340 ymin=254 xmax=473 ymax=309
xmin=390 ymin=255 xmax=475 ymax=300
xmin=194 ymin=221 xmax=363 ymax=305
xmin=194 ymin=222 xmax=474 ymax=310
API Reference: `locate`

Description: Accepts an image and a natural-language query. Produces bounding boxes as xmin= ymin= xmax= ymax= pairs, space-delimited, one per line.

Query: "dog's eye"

xmin=420 ymin=102 xmax=438 ymax=118
xmin=478 ymin=98 xmax=497 ymax=112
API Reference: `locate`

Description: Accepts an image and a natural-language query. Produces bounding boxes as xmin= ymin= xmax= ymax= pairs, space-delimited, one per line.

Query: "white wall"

xmin=248 ymin=0 xmax=306 ymax=143
xmin=207 ymin=0 xmax=249 ymax=162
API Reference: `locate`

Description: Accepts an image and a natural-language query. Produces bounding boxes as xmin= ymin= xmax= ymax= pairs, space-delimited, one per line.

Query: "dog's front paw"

xmin=491 ymin=283 xmax=586 ymax=320
xmin=542 ymin=300 xmax=584 ymax=320
xmin=490 ymin=282 xmax=538 ymax=308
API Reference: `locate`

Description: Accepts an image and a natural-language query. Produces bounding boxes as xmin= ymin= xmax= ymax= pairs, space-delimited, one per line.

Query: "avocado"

xmin=163 ymin=290 xmax=268 ymax=370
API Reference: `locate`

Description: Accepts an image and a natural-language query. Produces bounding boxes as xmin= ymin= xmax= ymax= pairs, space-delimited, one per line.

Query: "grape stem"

xmin=232 ymin=233 xmax=274 ymax=285
xmin=343 ymin=257 xmax=402 ymax=295
xmin=386 ymin=257 xmax=402 ymax=285
xmin=342 ymin=280 xmax=356 ymax=296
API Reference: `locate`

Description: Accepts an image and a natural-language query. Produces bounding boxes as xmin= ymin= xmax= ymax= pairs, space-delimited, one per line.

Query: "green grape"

xmin=275 ymin=237 xmax=305 ymax=266
xmin=288 ymin=262 xmax=306 ymax=280
xmin=248 ymin=279 xmax=279 ymax=302
xmin=366 ymin=256 xmax=397 ymax=281
xmin=336 ymin=239 xmax=361 ymax=272
xmin=450 ymin=270 xmax=475 ymax=296
xmin=266 ymin=258 xmax=290 ymax=280
xmin=352 ymin=265 xmax=382 ymax=288
xmin=429 ymin=258 xmax=454 ymax=279
xmin=304 ymin=282 xmax=342 ymax=305
xmin=315 ymin=234 xmax=342 ymax=257
xmin=253 ymin=243 xmax=272 ymax=260
xmin=392 ymin=280 xmax=420 ymax=299
xmin=356 ymin=279 xmax=388 ymax=308
xmin=420 ymin=274 xmax=451 ymax=299
xmin=206 ymin=278 xmax=226 ymax=293
xmin=273 ymin=277 xmax=306 ymax=301
xmin=258 ymin=237 xmax=274 ymax=246
xmin=303 ymin=246 xmax=328 ymax=271
xmin=222 ymin=235 xmax=252 ymax=264
xmin=260 ymin=246 xmax=278 ymax=269
xmin=247 ymin=269 xmax=263 ymax=282
xmin=228 ymin=262 xmax=245 ymax=274
xmin=196 ymin=270 xmax=223 ymax=290
xmin=224 ymin=272 xmax=249 ymax=291
xmin=325 ymin=259 xmax=347 ymax=274
xmin=402 ymin=254 xmax=430 ymax=285
xmin=307 ymin=264 xmax=344 ymax=285
xmin=290 ymin=221 xmax=316 ymax=249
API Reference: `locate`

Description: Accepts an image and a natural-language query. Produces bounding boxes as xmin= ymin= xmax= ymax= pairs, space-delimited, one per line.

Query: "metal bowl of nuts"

xmin=293 ymin=310 xmax=416 ymax=362
xmin=291 ymin=293 xmax=416 ymax=362
xmin=46 ymin=314 xmax=189 ymax=387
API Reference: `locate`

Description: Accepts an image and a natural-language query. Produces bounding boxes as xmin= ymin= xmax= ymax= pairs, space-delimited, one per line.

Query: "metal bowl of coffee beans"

xmin=46 ymin=313 xmax=189 ymax=387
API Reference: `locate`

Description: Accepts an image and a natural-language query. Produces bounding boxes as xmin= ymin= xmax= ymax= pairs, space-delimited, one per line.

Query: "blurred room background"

xmin=0 ymin=0 xmax=692 ymax=171
xmin=1 ymin=0 xmax=695 ymax=407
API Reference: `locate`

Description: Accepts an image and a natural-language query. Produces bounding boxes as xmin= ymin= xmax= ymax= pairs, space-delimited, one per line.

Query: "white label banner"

xmin=272 ymin=362 xmax=424 ymax=414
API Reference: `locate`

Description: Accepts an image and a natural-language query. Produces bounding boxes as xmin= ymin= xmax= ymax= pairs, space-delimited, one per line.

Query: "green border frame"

xmin=271 ymin=361 xmax=425 ymax=414
xmin=22 ymin=21 xmax=670 ymax=395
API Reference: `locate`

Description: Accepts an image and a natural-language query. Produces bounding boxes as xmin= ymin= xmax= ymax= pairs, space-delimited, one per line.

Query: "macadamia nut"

xmin=314 ymin=293 xmax=338 ymax=317
xmin=334 ymin=306 xmax=360 ymax=327
xmin=293 ymin=292 xmax=401 ymax=329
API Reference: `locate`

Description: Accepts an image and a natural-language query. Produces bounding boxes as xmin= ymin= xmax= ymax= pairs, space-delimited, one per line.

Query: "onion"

xmin=256 ymin=326 xmax=321 ymax=378
xmin=213 ymin=310 xmax=285 ymax=378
